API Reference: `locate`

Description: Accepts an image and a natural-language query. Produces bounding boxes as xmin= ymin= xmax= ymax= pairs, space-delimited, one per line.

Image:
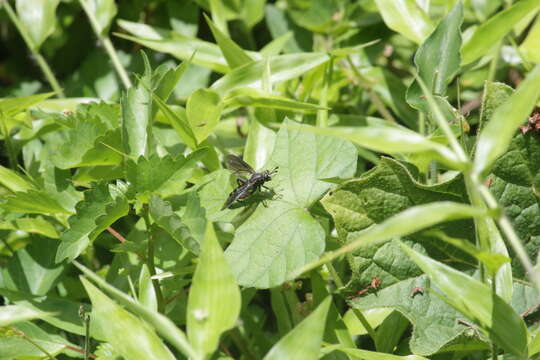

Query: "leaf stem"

xmin=78 ymin=0 xmax=132 ymax=89
xmin=142 ymin=205 xmax=165 ymax=312
xmin=2 ymin=0 xmax=65 ymax=97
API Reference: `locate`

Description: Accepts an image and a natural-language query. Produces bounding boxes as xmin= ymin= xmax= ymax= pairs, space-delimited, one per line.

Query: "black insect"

xmin=222 ymin=155 xmax=278 ymax=210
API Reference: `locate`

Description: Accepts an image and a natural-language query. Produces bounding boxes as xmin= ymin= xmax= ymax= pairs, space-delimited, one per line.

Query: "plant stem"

xmin=0 ymin=112 xmax=18 ymax=171
xmin=78 ymin=0 xmax=132 ymax=89
xmin=317 ymin=57 xmax=334 ymax=128
xmin=326 ymin=262 xmax=378 ymax=348
xmin=12 ymin=328 xmax=58 ymax=360
xmin=142 ymin=206 xmax=165 ymax=312
xmin=346 ymin=56 xmax=396 ymax=123
xmin=2 ymin=1 xmax=65 ymax=98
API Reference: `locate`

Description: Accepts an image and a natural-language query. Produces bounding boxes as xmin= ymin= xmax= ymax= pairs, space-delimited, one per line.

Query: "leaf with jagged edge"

xmin=56 ymin=182 xmax=129 ymax=263
xmin=126 ymin=148 xmax=207 ymax=202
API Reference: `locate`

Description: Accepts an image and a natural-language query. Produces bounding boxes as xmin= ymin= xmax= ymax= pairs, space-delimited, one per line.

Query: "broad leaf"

xmin=0 ymin=164 xmax=35 ymax=192
xmin=187 ymin=223 xmax=241 ymax=359
xmin=401 ymin=244 xmax=528 ymax=358
xmin=0 ymin=216 xmax=59 ymax=238
xmin=0 ymin=322 xmax=73 ymax=358
xmin=81 ymin=278 xmax=176 ymax=360
xmin=520 ymin=16 xmax=540 ymax=63
xmin=263 ymin=297 xmax=331 ymax=360
xmin=186 ymin=89 xmax=222 ymax=143
xmin=0 ymin=305 xmax=48 ymax=327
xmin=80 ymin=0 xmax=117 ymax=35
xmin=56 ymin=182 xmax=129 ymax=262
xmin=474 ymin=64 xmax=540 ymax=175
xmin=225 ymin=119 xmax=357 ymax=288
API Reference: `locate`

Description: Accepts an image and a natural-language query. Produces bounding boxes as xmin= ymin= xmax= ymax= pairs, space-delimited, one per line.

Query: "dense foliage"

xmin=1 ymin=0 xmax=540 ymax=359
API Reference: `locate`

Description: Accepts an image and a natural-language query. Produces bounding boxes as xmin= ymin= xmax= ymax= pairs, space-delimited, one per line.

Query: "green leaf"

xmin=81 ymin=278 xmax=176 ymax=360
xmin=282 ymin=121 xmax=465 ymax=170
xmin=520 ymin=16 xmax=540 ymax=63
xmin=0 ymin=164 xmax=34 ymax=192
xmin=204 ymin=14 xmax=253 ymax=69
xmin=401 ymin=243 xmax=528 ymax=358
xmin=461 ymin=0 xmax=540 ymax=65
xmin=1 ymin=189 xmax=72 ymax=215
xmin=15 ymin=0 xmax=60 ymax=50
xmin=263 ymin=297 xmax=331 ymax=360
xmin=474 ymin=64 xmax=540 ymax=175
xmin=223 ymin=88 xmax=326 ymax=113
xmin=336 ymin=347 xmax=429 ymax=360
xmin=373 ymin=0 xmax=434 ymax=44
xmin=265 ymin=4 xmax=313 ymax=53
xmin=187 ymin=223 xmax=241 ymax=359
xmin=149 ymin=195 xmax=201 ymax=254
xmin=186 ymin=89 xmax=223 ymax=143
xmin=80 ymin=0 xmax=117 ymax=35
xmin=287 ymin=0 xmax=340 ymax=33
xmin=0 ymin=322 xmax=72 ymax=359
xmin=138 ymin=264 xmax=158 ymax=312
xmin=211 ymin=53 xmax=330 ymax=96
xmin=244 ymin=117 xmax=276 ymax=171
xmin=121 ymin=56 xmax=153 ymax=158
xmin=225 ymin=119 xmax=357 ymax=288
xmin=126 ymin=150 xmax=206 ymax=202
xmin=166 ymin=0 xmax=199 ymax=37
xmin=407 ymin=2 xmax=463 ymax=112
xmin=2 ymin=238 xmax=65 ymax=296
xmin=0 ymin=216 xmax=59 ymax=238
xmin=478 ymin=81 xmax=514 ymax=131
xmin=56 ymin=182 xmax=129 ymax=262
xmin=116 ymin=20 xmax=229 ymax=73
xmin=0 ymin=92 xmax=55 ymax=117
xmin=0 ymin=305 xmax=48 ymax=327
xmin=74 ymin=261 xmax=196 ymax=358
xmin=152 ymin=97 xmax=198 ymax=149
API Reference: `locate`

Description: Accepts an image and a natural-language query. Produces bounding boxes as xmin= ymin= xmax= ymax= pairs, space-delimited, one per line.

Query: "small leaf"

xmin=0 ymin=92 xmax=55 ymax=117
xmin=186 ymin=89 xmax=222 ymax=143
xmin=263 ymin=297 xmax=331 ymax=360
xmin=152 ymin=97 xmax=198 ymax=149
xmin=211 ymin=53 xmax=330 ymax=96
xmin=15 ymin=0 xmax=60 ymax=50
xmin=0 ymin=305 xmax=48 ymax=327
xmin=474 ymin=64 xmax=540 ymax=175
xmin=187 ymin=223 xmax=241 ymax=359
xmin=81 ymin=278 xmax=176 ymax=360
xmin=373 ymin=0 xmax=434 ymax=44
xmin=56 ymin=182 xmax=129 ymax=262
xmin=401 ymin=243 xmax=528 ymax=358
xmin=461 ymin=0 xmax=540 ymax=65
xmin=520 ymin=16 xmax=540 ymax=63
xmin=338 ymin=347 xmax=429 ymax=360
xmin=478 ymin=81 xmax=514 ymax=131
xmin=138 ymin=264 xmax=158 ymax=312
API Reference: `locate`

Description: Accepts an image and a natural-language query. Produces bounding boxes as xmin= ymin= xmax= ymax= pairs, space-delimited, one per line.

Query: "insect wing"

xmin=225 ymin=155 xmax=255 ymax=177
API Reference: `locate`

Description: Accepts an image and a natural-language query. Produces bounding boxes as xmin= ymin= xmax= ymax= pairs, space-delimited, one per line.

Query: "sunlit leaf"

xmin=15 ymin=0 xmax=60 ymax=50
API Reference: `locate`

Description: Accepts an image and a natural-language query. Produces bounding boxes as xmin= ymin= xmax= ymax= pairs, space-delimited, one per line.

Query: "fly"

xmin=221 ymin=155 xmax=278 ymax=210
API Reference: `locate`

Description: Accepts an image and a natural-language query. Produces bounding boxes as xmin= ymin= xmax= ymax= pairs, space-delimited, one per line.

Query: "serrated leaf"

xmin=56 ymin=182 xmax=129 ymax=262
xmin=126 ymin=149 xmax=206 ymax=202
xmin=225 ymin=119 xmax=357 ymax=288
xmin=0 ymin=305 xmax=48 ymax=327
xmin=373 ymin=0 xmax=434 ymax=44
xmin=211 ymin=53 xmax=330 ymax=96
xmin=407 ymin=2 xmax=463 ymax=112
xmin=263 ymin=297 xmax=331 ymax=360
xmin=401 ymin=243 xmax=528 ymax=358
xmin=15 ymin=0 xmax=60 ymax=50
xmin=474 ymin=64 xmax=540 ymax=175
xmin=461 ymin=0 xmax=540 ymax=65
xmin=187 ymin=223 xmax=241 ymax=358
xmin=81 ymin=278 xmax=176 ymax=360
